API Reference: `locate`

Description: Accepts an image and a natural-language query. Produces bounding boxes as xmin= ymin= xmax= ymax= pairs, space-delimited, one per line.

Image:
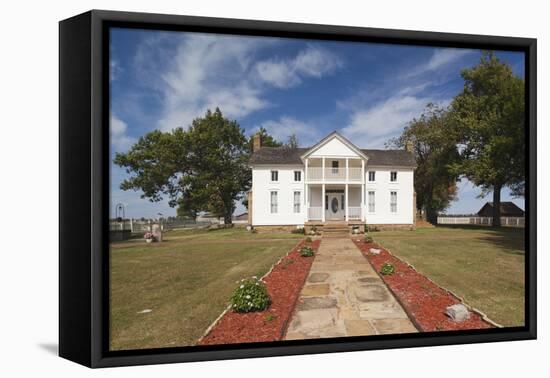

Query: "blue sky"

xmin=110 ymin=28 xmax=525 ymax=219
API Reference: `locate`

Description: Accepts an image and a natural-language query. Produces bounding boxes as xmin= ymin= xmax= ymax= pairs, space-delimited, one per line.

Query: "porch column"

xmin=322 ymin=157 xmax=325 ymax=181
xmin=361 ymin=160 xmax=365 ymax=222
xmin=321 ymin=183 xmax=326 ymax=222
xmin=345 ymin=183 xmax=349 ymax=221
xmin=305 ymin=159 xmax=309 ymax=220
xmin=361 ymin=183 xmax=365 ymax=222
xmin=345 ymin=157 xmax=349 ymax=181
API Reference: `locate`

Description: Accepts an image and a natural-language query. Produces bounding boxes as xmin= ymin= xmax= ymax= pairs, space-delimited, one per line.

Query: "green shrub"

xmin=380 ymin=263 xmax=395 ymax=275
xmin=364 ymin=224 xmax=370 ymax=233
xmin=305 ymin=236 xmax=312 ymax=243
xmin=291 ymin=227 xmax=305 ymax=234
xmin=364 ymin=235 xmax=373 ymax=243
xmin=300 ymin=246 xmax=314 ymax=257
xmin=230 ymin=277 xmax=271 ymax=313
xmin=264 ymin=313 xmax=277 ymax=322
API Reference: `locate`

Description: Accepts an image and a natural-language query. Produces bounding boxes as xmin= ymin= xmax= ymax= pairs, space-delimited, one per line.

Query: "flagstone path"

xmin=285 ymin=237 xmax=417 ymax=339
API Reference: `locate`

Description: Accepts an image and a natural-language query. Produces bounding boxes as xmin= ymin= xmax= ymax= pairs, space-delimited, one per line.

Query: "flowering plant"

xmin=230 ymin=277 xmax=271 ymax=313
xmin=380 ymin=262 xmax=395 ymax=275
xmin=144 ymin=232 xmax=155 ymax=240
xmin=300 ymin=246 xmax=314 ymax=257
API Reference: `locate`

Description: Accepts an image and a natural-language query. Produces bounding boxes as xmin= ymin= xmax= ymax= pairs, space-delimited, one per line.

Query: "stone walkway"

xmin=285 ymin=237 xmax=417 ymax=339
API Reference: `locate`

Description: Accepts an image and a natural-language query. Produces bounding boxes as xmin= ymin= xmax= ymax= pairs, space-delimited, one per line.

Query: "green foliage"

xmin=251 ymin=127 xmax=283 ymax=148
xmin=300 ymin=246 xmax=314 ymax=257
xmin=364 ymin=236 xmax=373 ymax=243
xmin=114 ymin=108 xmax=251 ymax=224
xmin=291 ymin=227 xmax=305 ymax=234
xmin=380 ymin=263 xmax=395 ymax=275
xmin=449 ymin=52 xmax=525 ymax=225
xmin=264 ymin=313 xmax=277 ymax=322
xmin=387 ymin=104 xmax=460 ymax=223
xmin=230 ymin=277 xmax=271 ymax=313
xmin=305 ymin=236 xmax=312 ymax=243
xmin=364 ymin=224 xmax=370 ymax=233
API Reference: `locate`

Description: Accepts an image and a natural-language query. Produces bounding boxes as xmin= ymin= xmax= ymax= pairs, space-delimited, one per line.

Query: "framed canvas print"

xmin=59 ymin=10 xmax=536 ymax=368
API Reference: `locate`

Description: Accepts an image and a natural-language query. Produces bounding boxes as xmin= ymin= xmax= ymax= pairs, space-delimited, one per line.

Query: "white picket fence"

xmin=437 ymin=216 xmax=525 ymax=228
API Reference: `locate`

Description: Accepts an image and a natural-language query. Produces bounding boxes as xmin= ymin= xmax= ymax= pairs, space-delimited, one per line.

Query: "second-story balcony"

xmin=306 ymin=167 xmax=363 ymax=182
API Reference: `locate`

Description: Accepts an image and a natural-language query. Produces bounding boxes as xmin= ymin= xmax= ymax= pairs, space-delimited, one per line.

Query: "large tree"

xmin=450 ymin=52 xmax=525 ymax=226
xmin=388 ymin=104 xmax=460 ymax=223
xmin=114 ymin=108 xmax=251 ymax=224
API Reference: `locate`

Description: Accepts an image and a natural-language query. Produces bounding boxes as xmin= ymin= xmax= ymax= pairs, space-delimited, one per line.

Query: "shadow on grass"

xmin=436 ymin=225 xmax=525 ymax=256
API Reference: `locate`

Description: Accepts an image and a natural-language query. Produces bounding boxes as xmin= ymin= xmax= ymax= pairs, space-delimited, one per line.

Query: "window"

xmin=332 ymin=160 xmax=339 ymax=174
xmin=271 ymin=170 xmax=278 ymax=182
xmin=341 ymin=194 xmax=345 ymax=210
xmin=294 ymin=171 xmax=301 ymax=182
xmin=390 ymin=171 xmax=397 ymax=182
xmin=390 ymin=191 xmax=397 ymax=213
xmin=270 ymin=191 xmax=278 ymax=213
xmin=368 ymin=171 xmax=376 ymax=182
xmin=293 ymin=191 xmax=301 ymax=213
xmin=325 ymin=195 xmax=328 ymax=210
xmin=368 ymin=191 xmax=375 ymax=212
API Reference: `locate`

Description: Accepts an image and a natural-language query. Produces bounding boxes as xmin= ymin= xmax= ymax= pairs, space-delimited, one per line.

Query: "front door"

xmin=326 ymin=193 xmax=344 ymax=220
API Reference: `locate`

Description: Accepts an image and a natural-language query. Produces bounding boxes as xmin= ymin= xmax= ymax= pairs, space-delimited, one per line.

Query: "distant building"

xmin=477 ymin=202 xmax=524 ymax=217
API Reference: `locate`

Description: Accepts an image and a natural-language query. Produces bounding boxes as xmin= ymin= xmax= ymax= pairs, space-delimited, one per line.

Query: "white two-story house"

xmin=248 ymin=131 xmax=417 ymax=231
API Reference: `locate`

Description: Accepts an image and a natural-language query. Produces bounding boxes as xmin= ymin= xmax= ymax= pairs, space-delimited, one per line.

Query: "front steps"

xmin=322 ymin=221 xmax=350 ymax=238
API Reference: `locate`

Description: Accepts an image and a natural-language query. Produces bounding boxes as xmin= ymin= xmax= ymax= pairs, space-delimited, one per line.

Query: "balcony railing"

xmin=348 ymin=207 xmax=362 ymax=220
xmin=308 ymin=207 xmax=323 ymax=220
xmin=306 ymin=167 xmax=362 ymax=182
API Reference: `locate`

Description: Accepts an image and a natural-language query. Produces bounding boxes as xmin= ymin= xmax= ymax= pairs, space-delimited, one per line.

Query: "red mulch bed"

xmin=199 ymin=239 xmax=321 ymax=345
xmin=353 ymin=239 xmax=494 ymax=332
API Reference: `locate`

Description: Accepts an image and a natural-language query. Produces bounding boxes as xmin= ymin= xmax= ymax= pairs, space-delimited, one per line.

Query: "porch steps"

xmin=322 ymin=222 xmax=350 ymax=238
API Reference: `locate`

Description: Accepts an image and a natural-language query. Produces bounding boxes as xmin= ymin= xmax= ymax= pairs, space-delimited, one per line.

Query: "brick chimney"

xmin=405 ymin=140 xmax=414 ymax=153
xmin=252 ymin=133 xmax=262 ymax=152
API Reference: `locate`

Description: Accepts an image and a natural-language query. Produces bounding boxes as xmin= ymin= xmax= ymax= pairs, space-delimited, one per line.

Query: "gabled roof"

xmin=249 ymin=147 xmax=309 ymax=165
xmin=249 ymin=131 xmax=416 ymax=167
xmin=360 ymin=149 xmax=416 ymax=167
xmin=300 ymin=131 xmax=369 ymax=160
xmin=249 ymin=147 xmax=416 ymax=167
xmin=477 ymin=202 xmax=525 ymax=216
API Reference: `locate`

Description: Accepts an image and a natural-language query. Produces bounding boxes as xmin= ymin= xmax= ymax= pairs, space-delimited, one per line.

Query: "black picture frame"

xmin=59 ymin=9 xmax=537 ymax=368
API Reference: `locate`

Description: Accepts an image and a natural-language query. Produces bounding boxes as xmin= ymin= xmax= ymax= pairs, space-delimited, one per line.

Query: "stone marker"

xmin=152 ymin=223 xmax=163 ymax=242
xmin=445 ymin=304 xmax=470 ymax=322
xmin=370 ymin=248 xmax=381 ymax=255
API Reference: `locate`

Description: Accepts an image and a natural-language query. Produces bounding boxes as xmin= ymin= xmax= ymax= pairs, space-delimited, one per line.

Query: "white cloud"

xmin=254 ymin=45 xmax=342 ymax=88
xmin=110 ymin=113 xmax=134 ymax=152
xmin=426 ymin=48 xmax=472 ymax=71
xmin=110 ymin=59 xmax=122 ymax=81
xmin=403 ymin=48 xmax=473 ymax=79
xmin=132 ymin=35 xmax=343 ymax=132
xmin=252 ymin=116 xmax=319 ymax=146
xmin=152 ymin=34 xmax=270 ymax=131
xmin=342 ymin=95 xmax=433 ymax=148
xmin=337 ymin=48 xmax=468 ymax=149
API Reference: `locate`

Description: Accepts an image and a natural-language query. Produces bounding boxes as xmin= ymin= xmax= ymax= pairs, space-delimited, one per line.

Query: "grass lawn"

xmin=110 ymin=227 xmax=302 ymax=350
xmin=373 ymin=225 xmax=525 ymax=327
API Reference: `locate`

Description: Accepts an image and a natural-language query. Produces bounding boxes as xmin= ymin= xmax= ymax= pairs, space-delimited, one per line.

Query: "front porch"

xmin=305 ymin=184 xmax=365 ymax=222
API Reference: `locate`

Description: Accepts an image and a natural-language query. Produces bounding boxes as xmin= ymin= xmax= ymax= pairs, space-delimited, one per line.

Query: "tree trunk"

xmin=492 ymin=183 xmax=502 ymax=227
xmin=223 ymin=212 xmax=233 ymax=226
xmin=426 ymin=207 xmax=438 ymax=225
